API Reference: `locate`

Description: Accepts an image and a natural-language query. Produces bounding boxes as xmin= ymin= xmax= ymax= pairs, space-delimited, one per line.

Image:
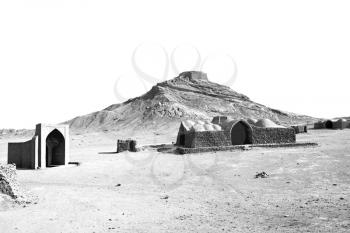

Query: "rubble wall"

xmin=251 ymin=126 xmax=296 ymax=144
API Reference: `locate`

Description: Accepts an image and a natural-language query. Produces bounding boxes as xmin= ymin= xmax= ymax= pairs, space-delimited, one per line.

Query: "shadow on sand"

xmin=98 ymin=152 xmax=118 ymax=155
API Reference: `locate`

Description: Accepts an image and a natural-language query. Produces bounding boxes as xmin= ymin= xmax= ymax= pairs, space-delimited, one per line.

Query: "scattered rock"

xmin=0 ymin=164 xmax=37 ymax=205
xmin=160 ymin=195 xmax=169 ymax=200
xmin=68 ymin=162 xmax=81 ymax=166
xmin=255 ymin=171 xmax=269 ymax=178
xmin=115 ymin=184 xmax=121 ymax=187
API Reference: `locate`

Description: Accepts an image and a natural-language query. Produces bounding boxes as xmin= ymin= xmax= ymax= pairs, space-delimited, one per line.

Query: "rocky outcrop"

xmin=0 ymin=164 xmax=22 ymax=199
xmin=0 ymin=164 xmax=35 ymax=204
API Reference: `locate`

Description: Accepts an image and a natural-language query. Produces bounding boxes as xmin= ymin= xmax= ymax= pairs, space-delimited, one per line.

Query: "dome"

xmin=255 ymin=119 xmax=285 ymax=128
xmin=212 ymin=124 xmax=222 ymax=131
xmin=246 ymin=118 xmax=257 ymax=125
xmin=191 ymin=124 xmax=206 ymax=132
xmin=181 ymin=120 xmax=222 ymax=132
xmin=196 ymin=120 xmax=205 ymax=125
xmin=182 ymin=120 xmax=195 ymax=130
xmin=337 ymin=118 xmax=347 ymax=122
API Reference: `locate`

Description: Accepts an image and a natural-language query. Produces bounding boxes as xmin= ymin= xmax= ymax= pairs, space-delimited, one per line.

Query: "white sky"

xmin=1 ymin=0 xmax=350 ymax=129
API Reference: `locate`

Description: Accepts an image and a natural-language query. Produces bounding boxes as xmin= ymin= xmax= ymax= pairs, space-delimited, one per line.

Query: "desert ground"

xmin=0 ymin=129 xmax=350 ymax=233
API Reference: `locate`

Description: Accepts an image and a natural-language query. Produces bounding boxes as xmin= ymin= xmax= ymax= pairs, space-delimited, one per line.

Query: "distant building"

xmin=314 ymin=119 xmax=349 ymax=130
xmin=8 ymin=124 xmax=70 ymax=169
xmin=291 ymin=125 xmax=308 ymax=134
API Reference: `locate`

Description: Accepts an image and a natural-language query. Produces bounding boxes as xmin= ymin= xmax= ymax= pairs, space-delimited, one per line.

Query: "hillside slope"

xmin=66 ymin=71 xmax=316 ymax=133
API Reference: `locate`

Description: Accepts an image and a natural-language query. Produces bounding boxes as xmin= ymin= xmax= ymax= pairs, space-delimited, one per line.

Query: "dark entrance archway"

xmin=325 ymin=120 xmax=333 ymax=129
xmin=46 ymin=129 xmax=65 ymax=167
xmin=179 ymin=134 xmax=185 ymax=146
xmin=231 ymin=121 xmax=252 ymax=145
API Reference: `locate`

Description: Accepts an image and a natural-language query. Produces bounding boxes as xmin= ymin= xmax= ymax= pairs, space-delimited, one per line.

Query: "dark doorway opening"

xmin=231 ymin=122 xmax=251 ymax=145
xmin=179 ymin=134 xmax=185 ymax=146
xmin=325 ymin=120 xmax=333 ymax=129
xmin=129 ymin=140 xmax=137 ymax=152
xmin=46 ymin=129 xmax=65 ymax=167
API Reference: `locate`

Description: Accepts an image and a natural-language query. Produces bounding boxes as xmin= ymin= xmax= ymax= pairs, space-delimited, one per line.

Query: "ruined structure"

xmin=291 ymin=125 xmax=308 ymax=134
xmin=8 ymin=124 xmax=70 ymax=169
xmin=176 ymin=117 xmax=296 ymax=148
xmin=117 ymin=139 xmax=137 ymax=153
xmin=314 ymin=121 xmax=326 ymax=129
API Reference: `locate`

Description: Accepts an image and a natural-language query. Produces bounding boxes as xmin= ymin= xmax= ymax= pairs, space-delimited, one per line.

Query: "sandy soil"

xmin=0 ymin=129 xmax=350 ymax=233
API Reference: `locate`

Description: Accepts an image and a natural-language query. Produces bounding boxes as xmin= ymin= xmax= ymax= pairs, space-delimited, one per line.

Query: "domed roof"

xmin=255 ymin=119 xmax=285 ymax=128
xmin=336 ymin=118 xmax=347 ymax=122
xmin=219 ymin=119 xmax=252 ymax=132
xmin=182 ymin=120 xmax=196 ymax=130
xmin=246 ymin=118 xmax=257 ymax=124
xmin=212 ymin=124 xmax=222 ymax=131
xmin=180 ymin=120 xmax=222 ymax=132
xmin=192 ymin=124 xmax=206 ymax=132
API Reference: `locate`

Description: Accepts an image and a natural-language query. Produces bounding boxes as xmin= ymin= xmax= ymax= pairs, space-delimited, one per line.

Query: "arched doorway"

xmin=46 ymin=129 xmax=65 ymax=167
xmin=325 ymin=120 xmax=333 ymax=129
xmin=231 ymin=121 xmax=252 ymax=145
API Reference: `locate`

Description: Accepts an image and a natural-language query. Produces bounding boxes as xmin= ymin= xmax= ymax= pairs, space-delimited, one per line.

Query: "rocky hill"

xmin=66 ymin=71 xmax=316 ymax=134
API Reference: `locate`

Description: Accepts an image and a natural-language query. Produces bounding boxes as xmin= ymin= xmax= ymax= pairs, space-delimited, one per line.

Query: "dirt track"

xmin=0 ymin=129 xmax=349 ymax=232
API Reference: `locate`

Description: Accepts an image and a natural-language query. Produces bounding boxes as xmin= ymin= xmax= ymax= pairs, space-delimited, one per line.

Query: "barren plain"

xmin=0 ymin=129 xmax=349 ymax=233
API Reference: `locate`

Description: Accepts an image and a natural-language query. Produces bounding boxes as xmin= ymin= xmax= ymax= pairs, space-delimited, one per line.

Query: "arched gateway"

xmin=8 ymin=124 xmax=70 ymax=169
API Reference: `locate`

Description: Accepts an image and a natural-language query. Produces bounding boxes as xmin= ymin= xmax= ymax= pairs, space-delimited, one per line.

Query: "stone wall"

xmin=188 ymin=131 xmax=231 ymax=148
xmin=333 ymin=120 xmax=349 ymax=129
xmin=314 ymin=121 xmax=326 ymax=129
xmin=8 ymin=137 xmax=37 ymax=169
xmin=117 ymin=140 xmax=137 ymax=153
xmin=251 ymin=126 xmax=296 ymax=144
xmin=291 ymin=125 xmax=308 ymax=134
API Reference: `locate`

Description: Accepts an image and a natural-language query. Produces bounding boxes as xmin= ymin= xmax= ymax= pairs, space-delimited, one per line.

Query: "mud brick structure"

xmin=8 ymin=124 xmax=70 ymax=169
xmin=314 ymin=121 xmax=326 ymax=129
xmin=178 ymin=130 xmax=231 ymax=148
xmin=314 ymin=119 xmax=349 ymax=130
xmin=117 ymin=139 xmax=137 ymax=153
xmin=176 ymin=117 xmax=296 ymax=148
xmin=251 ymin=126 xmax=296 ymax=144
xmin=291 ymin=125 xmax=308 ymax=134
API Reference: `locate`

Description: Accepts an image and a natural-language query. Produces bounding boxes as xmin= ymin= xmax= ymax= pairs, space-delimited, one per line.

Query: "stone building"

xmin=176 ymin=117 xmax=295 ymax=148
xmin=8 ymin=124 xmax=70 ymax=169
xmin=175 ymin=120 xmax=230 ymax=148
xmin=291 ymin=125 xmax=308 ymax=134
xmin=314 ymin=119 xmax=349 ymax=130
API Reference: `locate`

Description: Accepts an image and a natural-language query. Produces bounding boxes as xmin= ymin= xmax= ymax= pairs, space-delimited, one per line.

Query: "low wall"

xmin=8 ymin=137 xmax=37 ymax=169
xmin=177 ymin=142 xmax=318 ymax=154
xmin=251 ymin=126 xmax=296 ymax=144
